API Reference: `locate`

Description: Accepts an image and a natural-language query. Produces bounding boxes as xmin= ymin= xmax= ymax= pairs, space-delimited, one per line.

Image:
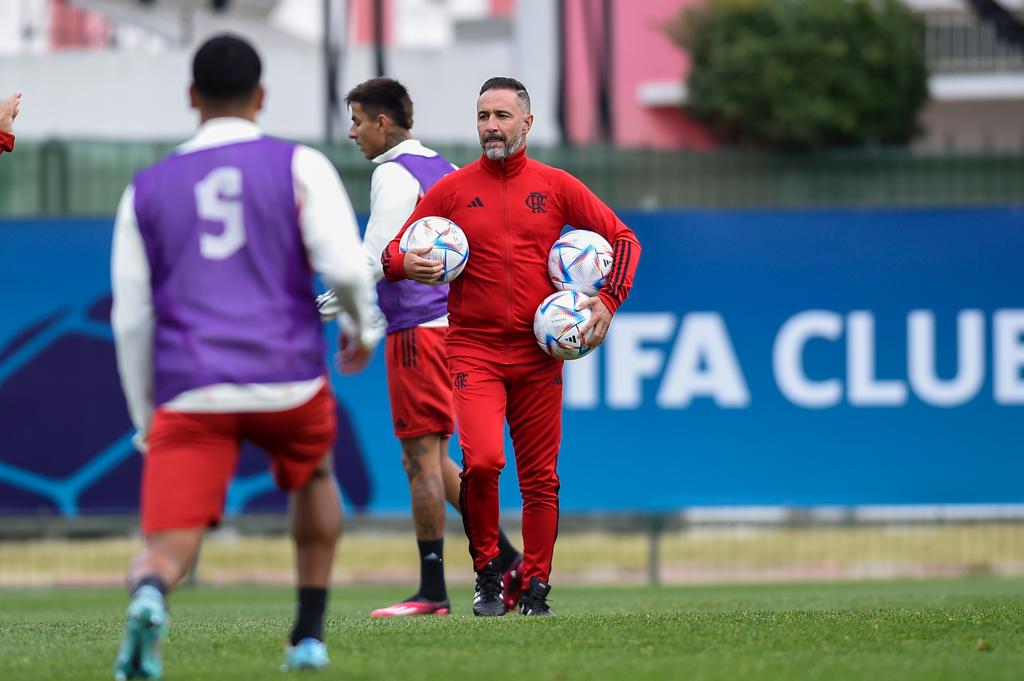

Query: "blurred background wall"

xmin=2 ymin=0 xmax=1023 ymax=149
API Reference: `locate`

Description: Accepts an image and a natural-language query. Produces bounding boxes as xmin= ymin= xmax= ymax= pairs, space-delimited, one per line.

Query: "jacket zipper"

xmin=503 ymin=172 xmax=513 ymax=337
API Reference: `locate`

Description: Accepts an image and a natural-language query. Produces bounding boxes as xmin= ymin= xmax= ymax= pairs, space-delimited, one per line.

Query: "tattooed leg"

xmin=400 ymin=434 xmax=446 ymax=540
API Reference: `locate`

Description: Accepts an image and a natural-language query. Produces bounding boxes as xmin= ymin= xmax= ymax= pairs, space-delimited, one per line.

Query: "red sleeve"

xmin=0 ymin=131 xmax=13 ymax=154
xmin=381 ymin=176 xmax=453 ymax=281
xmin=556 ymin=170 xmax=640 ymax=314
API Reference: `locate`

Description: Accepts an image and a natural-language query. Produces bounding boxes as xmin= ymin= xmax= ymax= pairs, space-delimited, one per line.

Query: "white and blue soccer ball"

xmin=533 ymin=290 xmax=593 ymax=361
xmin=399 ymin=216 xmax=470 ymax=285
xmin=547 ymin=229 xmax=613 ymax=297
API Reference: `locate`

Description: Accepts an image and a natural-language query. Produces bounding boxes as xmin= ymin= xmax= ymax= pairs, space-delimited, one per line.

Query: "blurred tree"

xmin=670 ymin=0 xmax=929 ymax=151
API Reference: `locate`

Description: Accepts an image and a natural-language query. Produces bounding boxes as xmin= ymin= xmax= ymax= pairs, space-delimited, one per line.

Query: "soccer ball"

xmin=399 ymin=216 xmax=470 ymax=285
xmin=547 ymin=229 xmax=613 ymax=296
xmin=533 ymin=290 xmax=593 ymax=360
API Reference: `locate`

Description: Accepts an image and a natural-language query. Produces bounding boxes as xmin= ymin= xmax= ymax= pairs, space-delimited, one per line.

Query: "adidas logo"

xmin=467 ymin=197 xmax=484 ymax=208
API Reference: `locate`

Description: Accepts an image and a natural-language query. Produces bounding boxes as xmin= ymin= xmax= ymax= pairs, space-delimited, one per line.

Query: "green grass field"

xmin=2 ymin=579 xmax=1022 ymax=681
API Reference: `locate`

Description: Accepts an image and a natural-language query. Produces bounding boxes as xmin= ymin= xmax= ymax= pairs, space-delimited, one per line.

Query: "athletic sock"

xmin=130 ymin=575 xmax=169 ymax=599
xmin=416 ymin=538 xmax=447 ymax=602
xmin=290 ymin=587 xmax=328 ymax=645
xmin=496 ymin=528 xmax=521 ymax=572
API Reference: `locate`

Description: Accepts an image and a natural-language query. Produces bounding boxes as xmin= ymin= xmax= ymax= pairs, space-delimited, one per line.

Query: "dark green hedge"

xmin=671 ymin=0 xmax=929 ymax=151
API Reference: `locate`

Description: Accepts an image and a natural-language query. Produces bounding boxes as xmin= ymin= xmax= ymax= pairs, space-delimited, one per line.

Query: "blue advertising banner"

xmin=1 ymin=208 xmax=1022 ymax=515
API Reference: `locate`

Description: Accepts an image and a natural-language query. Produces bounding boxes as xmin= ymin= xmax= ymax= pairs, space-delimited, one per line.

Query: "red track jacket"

xmin=0 ymin=131 xmax=14 ymax=154
xmin=382 ymin=147 xmax=641 ymax=364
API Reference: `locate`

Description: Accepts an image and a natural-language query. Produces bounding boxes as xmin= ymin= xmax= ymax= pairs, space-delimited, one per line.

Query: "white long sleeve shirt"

xmin=111 ymin=117 xmax=380 ymax=440
xmin=363 ymin=138 xmax=452 ymax=328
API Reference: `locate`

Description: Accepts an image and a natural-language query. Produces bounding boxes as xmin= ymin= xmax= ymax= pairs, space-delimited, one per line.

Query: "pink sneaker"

xmin=501 ymin=555 xmax=524 ymax=612
xmin=371 ymin=598 xmax=450 ymax=618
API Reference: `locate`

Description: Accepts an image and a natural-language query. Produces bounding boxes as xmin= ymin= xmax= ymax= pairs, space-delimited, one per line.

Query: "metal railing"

xmin=2 ymin=139 xmax=1023 ymax=217
xmin=923 ymin=10 xmax=1024 ymax=74
xmin=1 ymin=509 xmax=1022 ymax=587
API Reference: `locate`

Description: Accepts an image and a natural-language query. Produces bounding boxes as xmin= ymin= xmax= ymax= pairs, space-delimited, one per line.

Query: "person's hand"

xmin=336 ymin=327 xmax=374 ymax=374
xmin=0 ymin=92 xmax=21 ymax=135
xmin=578 ymin=296 xmax=613 ymax=348
xmin=339 ymin=341 xmax=373 ymax=374
xmin=403 ymin=245 xmax=443 ymax=283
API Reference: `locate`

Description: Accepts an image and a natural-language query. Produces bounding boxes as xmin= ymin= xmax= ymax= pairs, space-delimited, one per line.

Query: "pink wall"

xmin=490 ymin=0 xmax=517 ymax=17
xmin=565 ymin=0 xmax=714 ymax=149
xmin=350 ymin=0 xmax=395 ymax=46
xmin=50 ymin=0 xmax=111 ymax=49
xmin=613 ymin=0 xmax=714 ymax=149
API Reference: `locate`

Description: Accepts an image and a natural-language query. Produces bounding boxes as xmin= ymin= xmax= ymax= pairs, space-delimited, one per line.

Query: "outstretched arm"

xmin=0 ymin=92 xmax=20 ymax=153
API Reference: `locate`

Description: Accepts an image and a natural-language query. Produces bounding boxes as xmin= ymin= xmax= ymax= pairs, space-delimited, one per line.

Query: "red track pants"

xmin=451 ymin=354 xmax=563 ymax=585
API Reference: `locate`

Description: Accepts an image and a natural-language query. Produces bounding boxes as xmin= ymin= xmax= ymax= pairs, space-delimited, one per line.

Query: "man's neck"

xmin=383 ymin=130 xmax=413 ymax=153
xmin=200 ymin=111 xmax=256 ymax=125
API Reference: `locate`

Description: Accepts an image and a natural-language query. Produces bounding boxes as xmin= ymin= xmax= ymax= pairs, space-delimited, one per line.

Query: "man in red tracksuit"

xmin=382 ymin=77 xmax=640 ymax=616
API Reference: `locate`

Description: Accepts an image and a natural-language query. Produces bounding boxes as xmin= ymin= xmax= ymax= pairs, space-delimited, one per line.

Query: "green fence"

xmin=1 ymin=139 xmax=1022 ymax=217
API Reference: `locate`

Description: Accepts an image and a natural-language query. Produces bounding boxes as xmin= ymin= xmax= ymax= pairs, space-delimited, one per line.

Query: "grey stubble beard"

xmin=483 ymin=128 xmax=524 ymax=161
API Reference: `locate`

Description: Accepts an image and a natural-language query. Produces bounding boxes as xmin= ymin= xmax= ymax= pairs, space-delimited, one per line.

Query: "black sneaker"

xmin=472 ymin=560 xmax=505 ymax=617
xmin=519 ymin=577 xmax=555 ymax=616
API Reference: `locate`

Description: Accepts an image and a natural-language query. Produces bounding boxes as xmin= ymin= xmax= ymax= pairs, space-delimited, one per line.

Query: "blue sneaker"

xmin=113 ymin=586 xmax=168 ymax=680
xmin=281 ymin=638 xmax=330 ymax=672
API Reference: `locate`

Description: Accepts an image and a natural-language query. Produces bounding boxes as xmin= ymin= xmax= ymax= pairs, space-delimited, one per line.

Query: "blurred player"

xmin=383 ymin=77 xmax=640 ymax=616
xmin=0 ymin=92 xmax=21 ymax=154
xmin=111 ymin=35 xmax=380 ymax=679
xmin=338 ymin=77 xmax=523 ymax=616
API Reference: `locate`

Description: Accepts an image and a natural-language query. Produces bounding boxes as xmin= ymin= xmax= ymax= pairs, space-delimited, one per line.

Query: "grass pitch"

xmin=1 ymin=579 xmax=1022 ymax=681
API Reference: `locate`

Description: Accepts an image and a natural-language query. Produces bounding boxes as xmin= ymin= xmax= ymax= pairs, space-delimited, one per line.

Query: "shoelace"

xmin=475 ymin=567 xmax=503 ymax=601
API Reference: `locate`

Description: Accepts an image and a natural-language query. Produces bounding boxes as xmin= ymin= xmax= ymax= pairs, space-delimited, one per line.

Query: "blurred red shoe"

xmin=501 ymin=554 xmax=524 ymax=612
xmin=371 ymin=598 xmax=450 ymax=617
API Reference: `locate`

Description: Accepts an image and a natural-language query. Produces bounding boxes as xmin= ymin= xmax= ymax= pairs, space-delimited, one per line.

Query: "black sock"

xmin=416 ymin=538 xmax=447 ymax=602
xmin=496 ymin=528 xmax=521 ymax=572
xmin=130 ymin=575 xmax=169 ymax=599
xmin=290 ymin=587 xmax=327 ymax=646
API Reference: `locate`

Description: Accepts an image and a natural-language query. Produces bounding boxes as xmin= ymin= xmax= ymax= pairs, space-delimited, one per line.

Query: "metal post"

xmin=556 ymin=0 xmax=569 ymax=145
xmin=647 ymin=513 xmax=664 ymax=586
xmin=373 ymin=0 xmax=386 ymax=77
xmin=323 ymin=0 xmax=336 ymax=143
xmin=598 ymin=0 xmax=613 ymax=142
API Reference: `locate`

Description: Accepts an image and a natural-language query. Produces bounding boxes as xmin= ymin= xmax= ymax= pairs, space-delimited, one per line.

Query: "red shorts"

xmin=385 ymin=326 xmax=455 ymax=439
xmin=140 ymin=385 xmax=336 ymax=533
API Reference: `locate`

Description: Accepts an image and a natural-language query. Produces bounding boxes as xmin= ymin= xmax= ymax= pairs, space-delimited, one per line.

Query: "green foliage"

xmin=671 ymin=0 xmax=930 ymax=151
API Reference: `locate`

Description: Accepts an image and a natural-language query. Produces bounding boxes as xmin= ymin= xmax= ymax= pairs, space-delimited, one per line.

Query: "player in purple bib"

xmin=111 ymin=35 xmax=381 ymax=679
